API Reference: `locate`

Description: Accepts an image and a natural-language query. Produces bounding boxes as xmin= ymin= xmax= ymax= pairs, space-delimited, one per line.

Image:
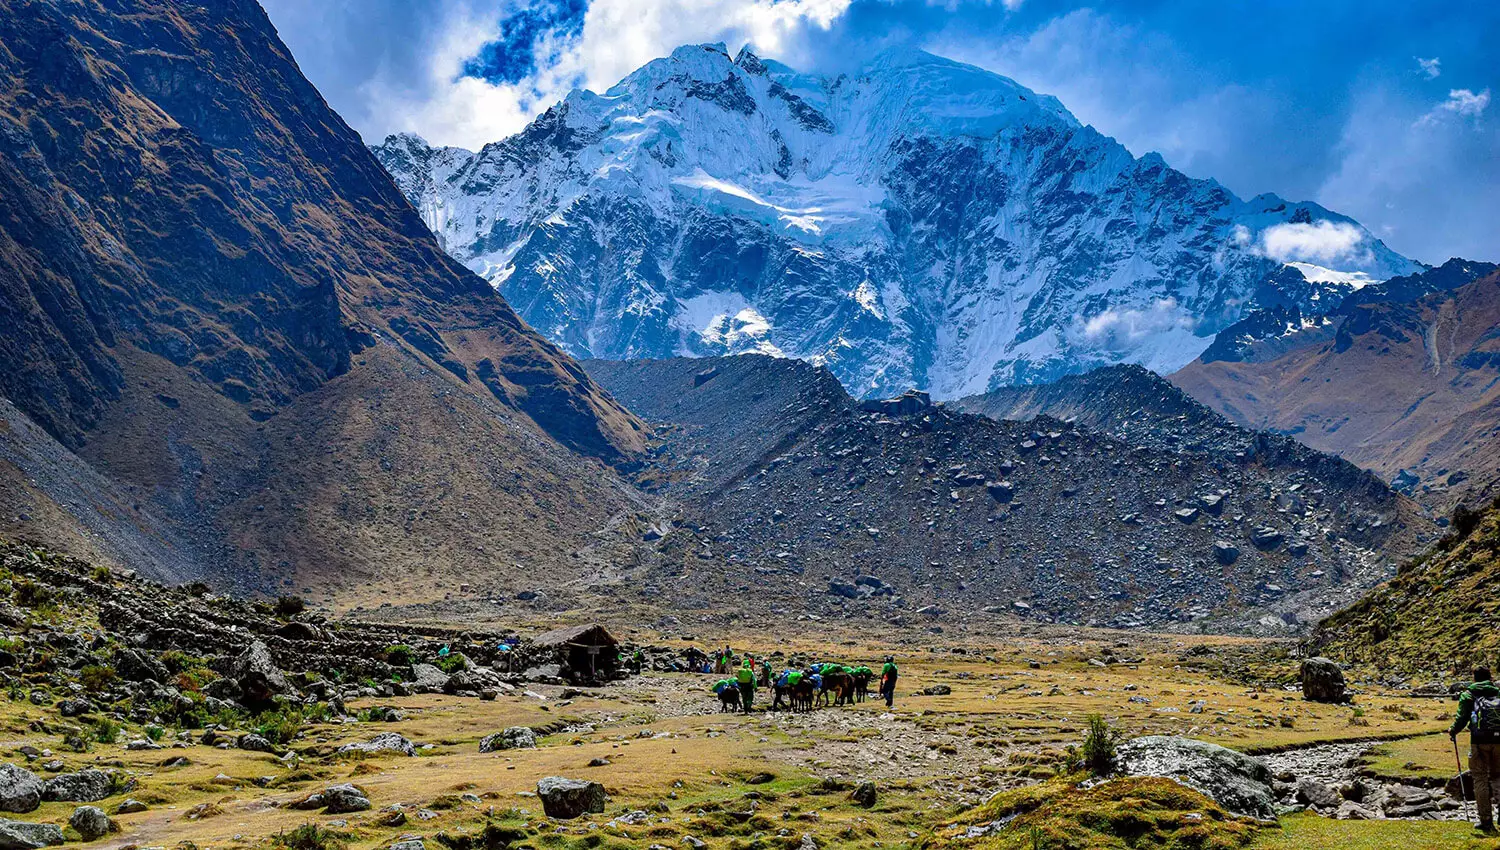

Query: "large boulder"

xmin=1300 ymin=657 xmax=1347 ymax=704
xmin=0 ymin=765 xmax=41 ymax=814
xmin=42 ymin=771 xmax=110 ymax=803
xmin=536 ymin=777 xmax=607 ymax=819
xmin=1116 ymin=736 xmax=1276 ymax=820
xmin=479 ymin=727 xmax=537 ymax=753
xmin=112 ymin=648 xmax=169 ymax=684
xmin=68 ymin=806 xmax=114 ymax=841
xmin=408 ymin=663 xmax=450 ymax=693
xmin=230 ymin=641 xmax=291 ymax=707
xmin=0 ymin=818 xmax=63 ymax=850
xmin=321 ymin=785 xmax=371 ymax=814
xmin=337 ymin=733 xmax=415 ymax=758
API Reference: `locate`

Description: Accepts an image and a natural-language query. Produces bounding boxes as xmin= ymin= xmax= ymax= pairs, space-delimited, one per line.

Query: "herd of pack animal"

xmin=706 ymin=653 xmax=899 ymax=714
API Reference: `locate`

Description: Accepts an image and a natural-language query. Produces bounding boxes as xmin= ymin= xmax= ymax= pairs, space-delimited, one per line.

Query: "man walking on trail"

xmin=880 ymin=656 xmax=899 ymax=708
xmin=736 ymin=660 xmax=756 ymax=713
xmin=1451 ymin=666 xmax=1500 ymax=833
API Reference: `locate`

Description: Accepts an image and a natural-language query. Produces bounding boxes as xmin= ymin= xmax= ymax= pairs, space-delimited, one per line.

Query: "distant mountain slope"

xmin=1312 ymin=497 xmax=1500 ymax=671
xmin=1173 ymin=269 xmax=1500 ymax=508
xmin=376 ymin=43 xmax=1416 ymax=399
xmin=0 ymin=0 xmax=648 ymax=598
xmin=587 ymin=355 xmax=1427 ymax=633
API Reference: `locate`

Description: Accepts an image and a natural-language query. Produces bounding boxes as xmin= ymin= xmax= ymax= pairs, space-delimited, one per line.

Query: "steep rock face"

xmin=0 ymin=0 xmax=640 ymax=462
xmin=376 ymin=43 xmax=1416 ymax=398
xmin=1174 ymin=270 xmax=1500 ymax=509
xmin=587 ymin=355 xmax=1426 ymax=633
xmin=0 ymin=0 xmax=647 ymax=592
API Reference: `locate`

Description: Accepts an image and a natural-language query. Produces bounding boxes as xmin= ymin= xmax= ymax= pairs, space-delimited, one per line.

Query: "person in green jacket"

xmin=735 ymin=661 xmax=756 ymax=713
xmin=880 ymin=656 xmax=899 ymax=708
xmin=1451 ymin=667 xmax=1500 ymax=832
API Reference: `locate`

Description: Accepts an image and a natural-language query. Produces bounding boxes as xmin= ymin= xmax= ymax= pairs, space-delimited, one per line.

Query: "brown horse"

xmin=791 ymin=678 xmax=815 ymax=712
xmin=853 ymin=670 xmax=872 ymax=702
xmin=822 ymin=672 xmax=856 ymax=707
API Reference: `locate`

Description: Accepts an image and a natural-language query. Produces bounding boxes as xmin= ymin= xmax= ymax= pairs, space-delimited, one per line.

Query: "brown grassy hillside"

xmin=1312 ymin=496 xmax=1500 ymax=672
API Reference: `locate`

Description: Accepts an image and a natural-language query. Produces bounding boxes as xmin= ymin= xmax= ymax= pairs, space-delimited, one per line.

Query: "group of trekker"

xmin=708 ymin=649 xmax=899 ymax=714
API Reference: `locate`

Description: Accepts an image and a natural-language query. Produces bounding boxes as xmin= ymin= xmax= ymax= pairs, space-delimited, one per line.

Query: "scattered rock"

xmin=321 ymin=785 xmax=372 ymax=814
xmin=0 ymin=817 xmax=63 ymax=849
xmin=1212 ymin=541 xmax=1240 ymax=565
xmin=1295 ymin=779 xmax=1341 ymax=810
xmin=237 ymin=734 xmax=276 ymax=753
xmin=536 ymin=777 xmax=607 ymax=819
xmin=229 ymin=641 xmax=290 ymax=708
xmin=114 ymin=800 xmax=148 ymax=815
xmin=408 ymin=663 xmax=451 ymax=693
xmin=68 ymin=806 xmax=113 ymax=841
xmin=479 ymin=727 xmax=538 ymax=753
xmin=42 ymin=771 xmax=109 ymax=803
xmin=337 ymin=733 xmax=415 ymax=758
xmin=849 ymin=780 xmax=877 ymax=808
xmin=0 ymin=765 xmax=42 ymax=814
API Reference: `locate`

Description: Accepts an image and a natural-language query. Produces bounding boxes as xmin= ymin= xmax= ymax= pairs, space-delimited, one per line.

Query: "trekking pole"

xmin=1454 ymin=737 xmax=1473 ymax=827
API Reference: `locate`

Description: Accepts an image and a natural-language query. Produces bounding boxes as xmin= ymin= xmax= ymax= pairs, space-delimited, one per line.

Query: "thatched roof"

xmin=531 ymin=623 xmax=617 ymax=648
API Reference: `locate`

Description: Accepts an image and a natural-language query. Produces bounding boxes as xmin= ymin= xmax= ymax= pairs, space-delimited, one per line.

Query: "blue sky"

xmin=259 ymin=0 xmax=1498 ymax=265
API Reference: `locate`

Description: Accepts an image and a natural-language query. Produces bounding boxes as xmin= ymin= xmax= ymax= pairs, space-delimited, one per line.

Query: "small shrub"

xmin=79 ymin=664 xmax=118 ymax=693
xmin=145 ymin=724 xmax=166 ymax=742
xmin=435 ymin=654 xmax=468 ymax=675
xmin=385 ymin=644 xmax=415 ymax=666
xmin=0 ymin=637 xmax=23 ymax=653
xmin=274 ymin=596 xmax=307 ymax=618
xmin=1079 ymin=714 xmax=1121 ymax=778
xmin=90 ymin=566 xmax=112 ymax=583
xmin=93 ymin=717 xmax=121 ymax=744
xmin=13 ymin=579 xmax=53 ymax=608
xmin=274 ymin=823 xmax=350 ymax=850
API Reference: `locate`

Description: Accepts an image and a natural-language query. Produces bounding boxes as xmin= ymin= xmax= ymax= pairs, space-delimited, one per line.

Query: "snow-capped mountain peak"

xmin=373 ymin=43 xmax=1419 ymax=398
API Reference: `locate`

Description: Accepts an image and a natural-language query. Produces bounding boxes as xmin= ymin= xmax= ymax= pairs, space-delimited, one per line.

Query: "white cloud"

xmin=359 ymin=0 xmax=854 ymax=149
xmin=1319 ymin=84 xmax=1499 ymax=264
xmin=1437 ymin=88 xmax=1490 ymax=118
xmin=1258 ymin=220 xmax=1368 ymax=265
xmin=1076 ymin=298 xmax=1195 ymax=351
xmin=1416 ymin=57 xmax=1441 ymax=79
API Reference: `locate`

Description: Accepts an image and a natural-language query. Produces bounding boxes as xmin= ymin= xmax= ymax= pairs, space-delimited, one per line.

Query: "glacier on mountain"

xmin=373 ymin=42 xmax=1419 ymax=398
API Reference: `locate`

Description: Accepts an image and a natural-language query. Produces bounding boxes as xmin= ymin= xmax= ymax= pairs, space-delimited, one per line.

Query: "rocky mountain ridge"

xmin=1174 ymin=268 xmax=1500 ymax=509
xmin=374 ymin=42 xmax=1417 ymax=400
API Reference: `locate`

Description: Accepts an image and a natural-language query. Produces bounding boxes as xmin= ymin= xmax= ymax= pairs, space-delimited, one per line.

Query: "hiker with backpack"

xmin=1450 ymin=666 xmax=1500 ymax=833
